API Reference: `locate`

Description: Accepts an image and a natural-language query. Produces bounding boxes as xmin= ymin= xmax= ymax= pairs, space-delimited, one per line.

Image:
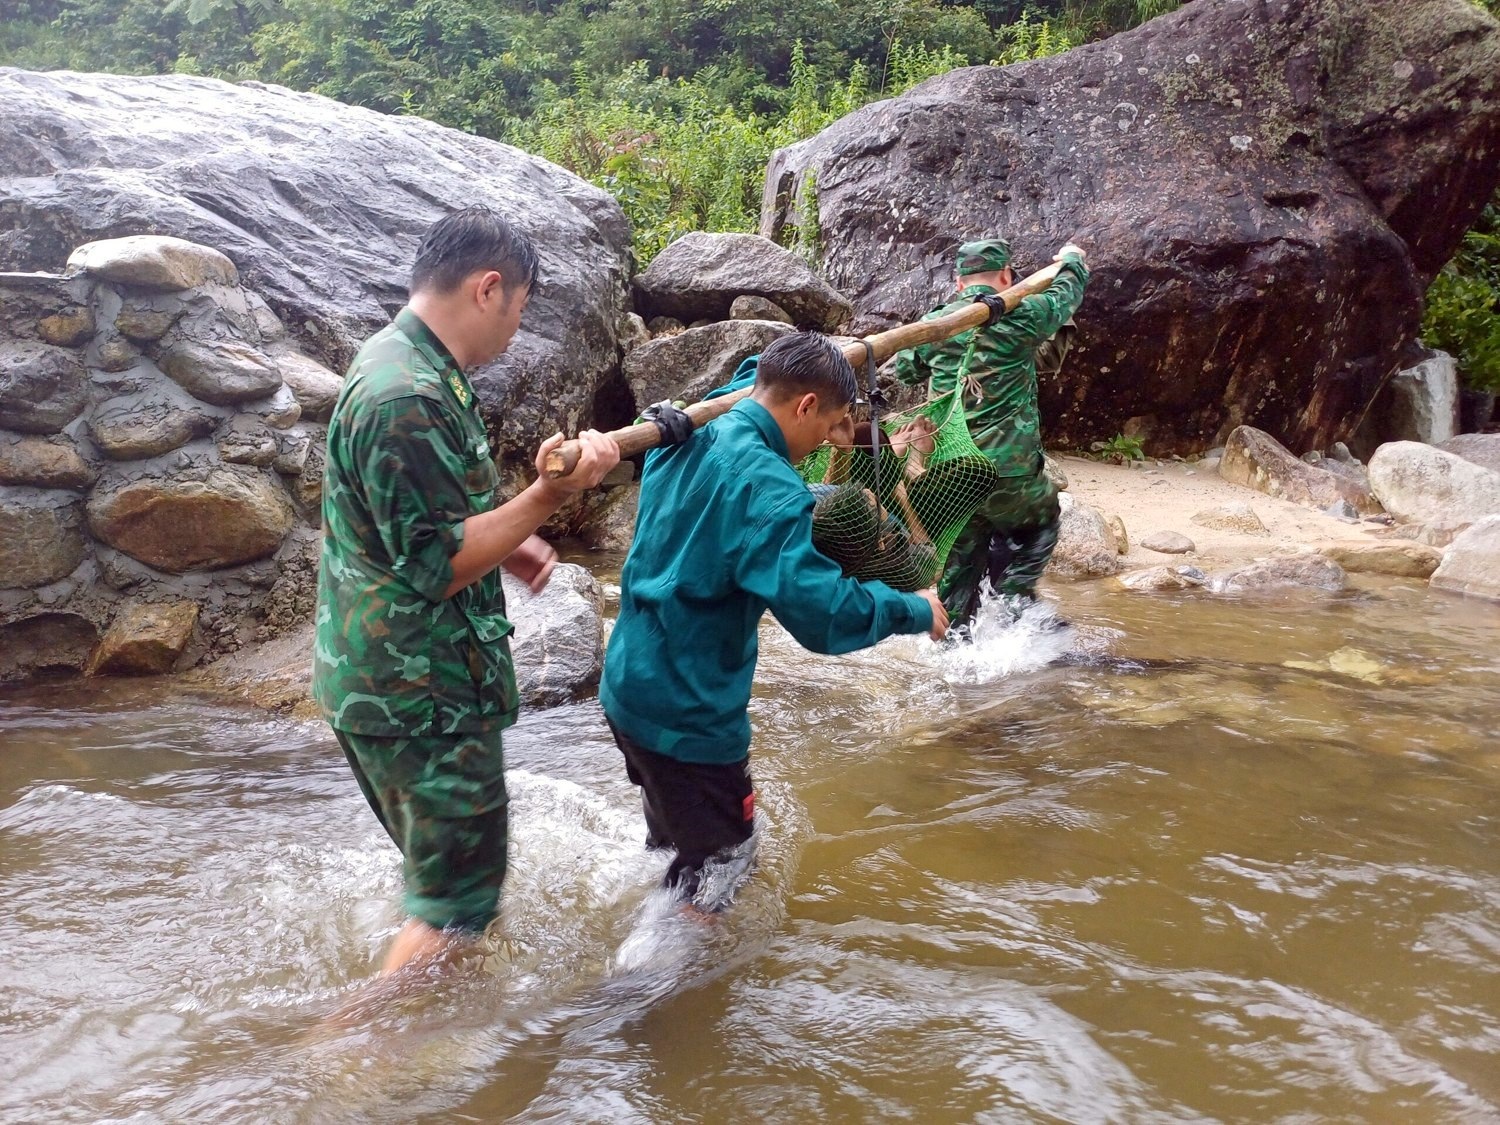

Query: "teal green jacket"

xmin=600 ymin=359 xmax=933 ymax=764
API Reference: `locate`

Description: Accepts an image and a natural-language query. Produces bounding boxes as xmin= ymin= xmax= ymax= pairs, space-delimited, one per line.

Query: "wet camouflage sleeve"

xmin=908 ymin=256 xmax=1091 ymax=477
xmin=314 ymin=375 xmax=516 ymax=737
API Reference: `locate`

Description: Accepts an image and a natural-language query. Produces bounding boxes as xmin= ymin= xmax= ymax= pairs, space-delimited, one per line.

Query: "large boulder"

xmin=1382 ymin=351 xmax=1460 ymax=446
xmin=624 ymin=319 xmax=794 ymax=412
xmin=759 ymin=0 xmax=1500 ymax=455
xmin=1220 ymin=426 xmax=1382 ymax=514
xmin=87 ymin=467 xmax=294 ymax=573
xmin=634 ymin=233 xmax=853 ymax=331
xmin=504 ymin=563 xmax=605 ymax=708
xmin=0 ymin=68 xmax=633 ymax=471
xmin=1438 ymin=433 xmax=1500 ymax=476
xmin=1367 ymin=441 xmax=1500 ymax=528
xmin=1430 ymin=516 xmax=1500 ymax=602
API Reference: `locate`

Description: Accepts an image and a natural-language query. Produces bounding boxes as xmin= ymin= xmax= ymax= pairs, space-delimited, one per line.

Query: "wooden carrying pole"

xmin=543 ymin=260 xmax=1065 ymax=478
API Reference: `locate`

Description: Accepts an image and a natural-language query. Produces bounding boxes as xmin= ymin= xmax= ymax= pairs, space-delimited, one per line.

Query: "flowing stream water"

xmin=2 ymin=575 xmax=1498 ymax=1123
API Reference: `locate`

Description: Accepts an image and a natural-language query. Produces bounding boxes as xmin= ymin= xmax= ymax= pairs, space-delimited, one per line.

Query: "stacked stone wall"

xmin=0 ymin=235 xmax=340 ymax=679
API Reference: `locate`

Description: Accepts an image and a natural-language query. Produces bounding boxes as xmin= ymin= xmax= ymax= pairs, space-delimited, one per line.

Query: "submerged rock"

xmin=1115 ymin=564 xmax=1208 ymax=592
xmin=1429 ymin=516 xmax=1500 ymax=602
xmin=1210 ymin=554 xmax=1347 ymax=594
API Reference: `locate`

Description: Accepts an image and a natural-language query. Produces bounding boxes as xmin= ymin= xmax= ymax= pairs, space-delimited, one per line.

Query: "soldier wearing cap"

xmin=895 ymin=236 xmax=1090 ymax=628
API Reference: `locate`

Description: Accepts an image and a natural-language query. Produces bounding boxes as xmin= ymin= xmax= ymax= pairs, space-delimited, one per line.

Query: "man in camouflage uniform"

xmin=895 ymin=238 xmax=1090 ymax=628
xmin=313 ymin=207 xmax=618 ymax=977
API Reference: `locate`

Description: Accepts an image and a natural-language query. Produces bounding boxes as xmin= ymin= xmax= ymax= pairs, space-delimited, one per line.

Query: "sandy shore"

xmin=1056 ymin=454 xmax=1387 ymax=573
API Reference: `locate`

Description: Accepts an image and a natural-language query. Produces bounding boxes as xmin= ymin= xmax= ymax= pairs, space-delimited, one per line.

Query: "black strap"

xmin=861 ymin=340 xmax=886 ymax=465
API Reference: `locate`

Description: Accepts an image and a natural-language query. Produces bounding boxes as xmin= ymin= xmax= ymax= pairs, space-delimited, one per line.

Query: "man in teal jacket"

xmin=600 ymin=332 xmax=948 ymax=911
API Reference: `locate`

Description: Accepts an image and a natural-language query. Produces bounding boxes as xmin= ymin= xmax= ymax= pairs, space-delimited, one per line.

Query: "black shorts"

xmin=607 ymin=720 xmax=755 ymax=901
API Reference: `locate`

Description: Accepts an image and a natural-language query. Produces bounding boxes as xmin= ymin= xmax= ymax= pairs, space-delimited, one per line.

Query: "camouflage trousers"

xmin=334 ymin=727 xmax=509 ymax=933
xmin=937 ymin=468 xmax=1061 ymax=625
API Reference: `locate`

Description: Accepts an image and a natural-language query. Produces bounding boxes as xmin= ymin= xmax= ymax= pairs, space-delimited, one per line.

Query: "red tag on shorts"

xmin=742 ymin=791 xmax=756 ymax=822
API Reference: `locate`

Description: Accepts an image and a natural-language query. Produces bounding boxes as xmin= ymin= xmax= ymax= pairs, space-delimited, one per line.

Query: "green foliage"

xmin=1423 ymin=196 xmax=1500 ymax=393
xmin=992 ymin=9 xmax=1082 ymax=63
xmin=1088 ymin=433 xmax=1146 ymax=462
xmin=0 ymin=0 xmax=1194 ymax=263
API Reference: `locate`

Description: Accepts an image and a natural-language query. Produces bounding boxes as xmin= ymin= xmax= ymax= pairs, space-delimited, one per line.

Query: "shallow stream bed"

xmin=2 ymin=577 xmax=1498 ymax=1122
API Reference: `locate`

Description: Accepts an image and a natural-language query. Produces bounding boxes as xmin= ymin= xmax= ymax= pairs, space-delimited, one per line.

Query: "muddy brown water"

xmin=2 ymin=576 xmax=1498 ymax=1123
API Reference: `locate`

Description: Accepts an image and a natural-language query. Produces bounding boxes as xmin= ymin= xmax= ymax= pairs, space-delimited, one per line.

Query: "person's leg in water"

xmin=937 ymin=508 xmax=1000 ymax=632
xmin=609 ymin=722 xmax=756 ymax=916
xmin=988 ymin=471 xmax=1063 ymax=621
xmin=334 ymin=730 xmax=511 ymax=978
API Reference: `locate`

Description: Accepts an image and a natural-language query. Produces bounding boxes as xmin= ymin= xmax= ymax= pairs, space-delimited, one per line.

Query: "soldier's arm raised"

xmin=443 ymin=430 xmax=619 ymax=597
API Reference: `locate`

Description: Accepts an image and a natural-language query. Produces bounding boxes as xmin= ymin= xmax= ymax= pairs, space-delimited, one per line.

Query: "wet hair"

xmin=754 ymin=332 xmax=856 ymax=409
xmin=409 ymin=206 xmax=540 ymax=297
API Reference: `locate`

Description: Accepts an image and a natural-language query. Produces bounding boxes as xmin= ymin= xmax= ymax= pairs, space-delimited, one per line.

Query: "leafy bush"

xmin=1422 ymin=195 xmax=1500 ymax=393
xmin=1088 ymin=433 xmax=1146 ymax=462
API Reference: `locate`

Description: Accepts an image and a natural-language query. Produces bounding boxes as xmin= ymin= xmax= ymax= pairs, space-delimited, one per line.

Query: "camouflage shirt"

xmin=895 ymin=255 xmax=1090 ymax=477
xmin=312 ymin=307 xmax=517 ymax=737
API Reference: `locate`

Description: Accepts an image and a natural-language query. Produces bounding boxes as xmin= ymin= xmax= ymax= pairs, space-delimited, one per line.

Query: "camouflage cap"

xmin=956 ymin=238 xmax=1012 ymax=275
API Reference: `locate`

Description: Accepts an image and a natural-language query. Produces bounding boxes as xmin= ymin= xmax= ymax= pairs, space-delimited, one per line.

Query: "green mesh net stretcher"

xmin=797 ymin=388 xmax=1000 ymax=592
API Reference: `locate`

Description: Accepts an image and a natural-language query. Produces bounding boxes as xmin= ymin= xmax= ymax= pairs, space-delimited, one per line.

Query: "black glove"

xmin=641 ymin=400 xmax=694 ymax=446
xmin=972 ymin=292 xmax=1009 ymax=326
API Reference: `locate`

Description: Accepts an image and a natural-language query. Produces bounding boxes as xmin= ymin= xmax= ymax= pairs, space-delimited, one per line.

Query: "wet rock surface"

xmin=0 ymin=494 xmax=86 ymax=589
xmin=1048 ymin=493 xmax=1124 ymax=579
xmin=0 ymin=340 xmax=90 ymax=433
xmin=624 ymin=319 xmax=793 ymax=412
xmin=635 ymin=232 xmax=852 ymax=331
xmin=1430 ymin=516 xmax=1500 ymax=602
xmin=0 ymin=237 xmax=339 ymax=681
xmin=760 ymin=0 xmax=1500 ymax=455
xmin=87 ymin=467 xmax=294 ymax=574
xmin=88 ymin=599 xmax=200 ymax=675
xmin=1221 ymin=426 xmax=1382 ymax=515
xmin=0 ymin=68 xmax=633 ymax=469
xmin=0 ymin=434 xmax=94 ymax=490
xmin=504 ymin=563 xmax=606 ymax=708
xmin=1317 ymin=541 xmax=1443 ymax=579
